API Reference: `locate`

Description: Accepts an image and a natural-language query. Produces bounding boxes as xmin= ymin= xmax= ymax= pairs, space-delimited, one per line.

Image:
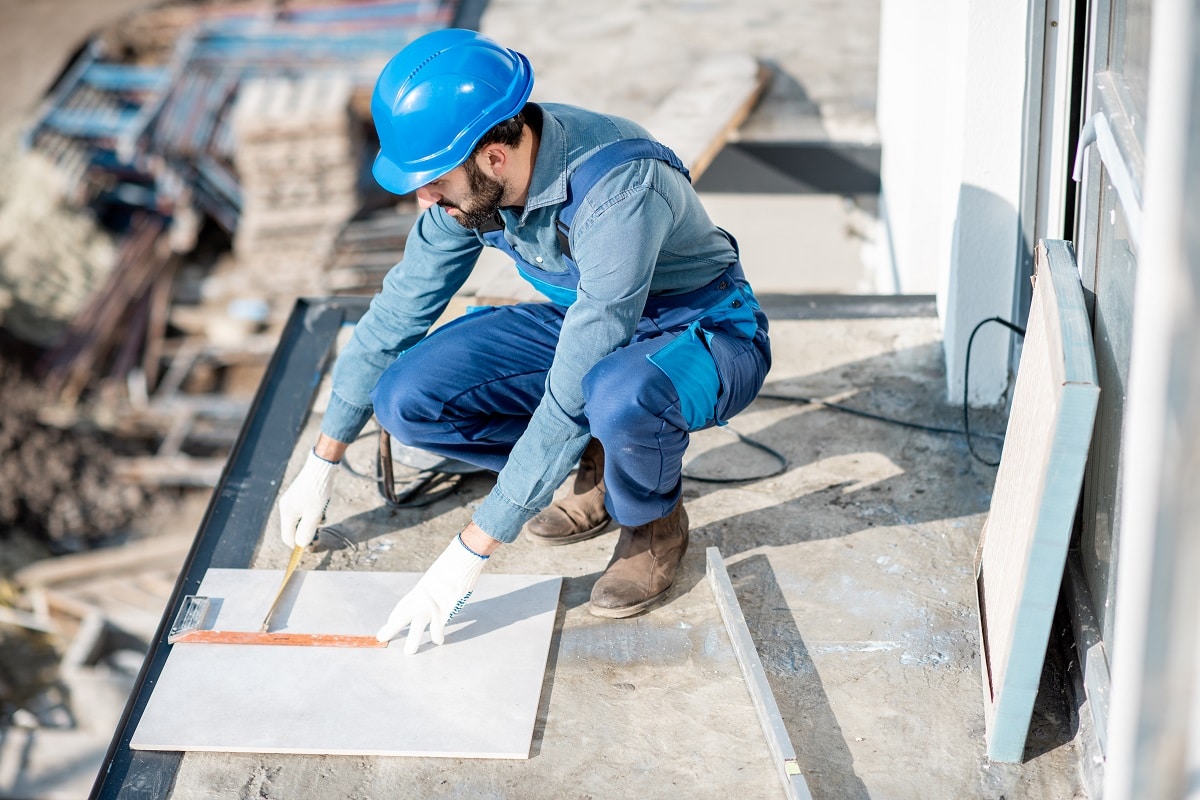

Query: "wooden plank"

xmin=645 ymin=54 xmax=771 ymax=181
xmin=112 ymin=454 xmax=226 ymax=488
xmin=0 ymin=606 xmax=56 ymax=633
xmin=39 ymin=588 xmax=101 ymax=621
xmin=141 ymin=258 xmax=177 ymax=393
xmin=707 ymin=547 xmax=815 ymax=800
xmin=976 ymin=240 xmax=1100 ymax=761
xmin=135 ymin=571 xmax=184 ymax=597
xmin=72 ymin=575 xmax=166 ymax=608
xmin=13 ymin=533 xmax=192 ymax=589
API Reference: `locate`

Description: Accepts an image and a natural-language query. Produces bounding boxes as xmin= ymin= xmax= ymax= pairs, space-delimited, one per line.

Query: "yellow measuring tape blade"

xmin=260 ymin=544 xmax=304 ymax=632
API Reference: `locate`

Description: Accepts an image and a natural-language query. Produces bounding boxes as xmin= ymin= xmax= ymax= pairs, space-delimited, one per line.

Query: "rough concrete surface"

xmin=482 ymin=0 xmax=881 ymax=143
xmin=166 ymin=312 xmax=1085 ymax=800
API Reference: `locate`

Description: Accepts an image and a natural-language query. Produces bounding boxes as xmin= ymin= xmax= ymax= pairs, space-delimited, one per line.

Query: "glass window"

xmin=1108 ymin=0 xmax=1153 ymax=145
xmin=1080 ymin=168 xmax=1137 ymax=648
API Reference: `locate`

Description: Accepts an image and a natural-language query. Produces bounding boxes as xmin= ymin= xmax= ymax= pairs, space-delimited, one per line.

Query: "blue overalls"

xmin=371 ymin=139 xmax=771 ymax=527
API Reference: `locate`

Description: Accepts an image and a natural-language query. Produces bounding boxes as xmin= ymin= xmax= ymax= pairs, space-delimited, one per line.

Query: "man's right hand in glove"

xmin=279 ymin=435 xmax=347 ymax=548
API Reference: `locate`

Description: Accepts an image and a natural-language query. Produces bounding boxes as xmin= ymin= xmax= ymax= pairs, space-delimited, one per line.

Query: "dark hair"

xmin=471 ymin=106 xmax=527 ymax=155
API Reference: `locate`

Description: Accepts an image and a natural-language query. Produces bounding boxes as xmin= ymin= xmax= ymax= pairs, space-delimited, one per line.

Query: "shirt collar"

xmin=519 ymin=103 xmax=568 ymax=218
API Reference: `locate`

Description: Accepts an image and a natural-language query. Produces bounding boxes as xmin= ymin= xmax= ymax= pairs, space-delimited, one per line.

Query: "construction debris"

xmin=11 ymin=0 xmax=460 ymax=409
xmin=39 ymin=213 xmax=169 ymax=405
xmin=0 ymin=145 xmax=118 ymax=348
xmin=0 ymin=8 xmax=460 ymax=788
xmin=0 ymin=355 xmax=146 ymax=549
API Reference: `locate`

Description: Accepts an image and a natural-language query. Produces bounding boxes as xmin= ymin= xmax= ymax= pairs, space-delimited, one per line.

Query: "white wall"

xmin=878 ymin=0 xmax=1034 ymax=405
xmin=876 ymin=0 xmax=953 ymax=296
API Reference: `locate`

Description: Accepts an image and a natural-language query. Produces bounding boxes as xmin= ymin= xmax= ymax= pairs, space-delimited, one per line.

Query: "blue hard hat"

xmin=370 ymin=29 xmax=534 ymax=195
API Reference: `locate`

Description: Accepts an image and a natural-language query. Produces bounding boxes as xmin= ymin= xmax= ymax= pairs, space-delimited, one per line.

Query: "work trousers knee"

xmin=371 ymin=301 xmax=770 ymax=526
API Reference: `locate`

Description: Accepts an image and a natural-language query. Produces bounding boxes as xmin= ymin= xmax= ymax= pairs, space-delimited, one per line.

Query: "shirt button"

xmin=535 ymin=257 xmax=543 ymax=263
xmin=731 ymin=299 xmax=743 ymax=308
xmin=718 ymin=281 xmax=729 ymax=290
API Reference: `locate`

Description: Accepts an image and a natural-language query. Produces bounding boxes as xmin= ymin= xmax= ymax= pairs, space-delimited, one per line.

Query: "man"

xmin=278 ymin=29 xmax=771 ymax=654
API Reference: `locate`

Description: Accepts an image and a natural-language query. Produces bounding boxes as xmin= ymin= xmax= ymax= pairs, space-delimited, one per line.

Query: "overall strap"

xmin=556 ymin=139 xmax=690 ymax=260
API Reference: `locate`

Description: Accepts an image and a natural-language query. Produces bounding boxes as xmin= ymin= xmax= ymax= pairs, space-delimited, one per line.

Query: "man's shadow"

xmin=291 ymin=339 xmax=1041 ymax=789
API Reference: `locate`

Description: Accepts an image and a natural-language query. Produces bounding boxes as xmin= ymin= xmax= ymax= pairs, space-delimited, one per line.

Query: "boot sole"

xmin=525 ymin=518 xmax=612 ymax=547
xmin=588 ymin=531 xmax=689 ymax=618
xmin=587 ymin=584 xmax=674 ymax=618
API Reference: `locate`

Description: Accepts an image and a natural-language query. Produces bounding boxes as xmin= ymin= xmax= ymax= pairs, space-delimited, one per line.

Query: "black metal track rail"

xmin=90 ymin=297 xmax=369 ymax=800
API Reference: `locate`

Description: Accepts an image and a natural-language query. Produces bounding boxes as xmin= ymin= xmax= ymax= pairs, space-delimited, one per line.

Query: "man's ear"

xmin=477 ymin=145 xmax=508 ymax=178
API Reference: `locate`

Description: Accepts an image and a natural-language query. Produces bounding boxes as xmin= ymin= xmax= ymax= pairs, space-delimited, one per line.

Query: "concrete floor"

xmin=162 ymin=306 xmax=1086 ymax=800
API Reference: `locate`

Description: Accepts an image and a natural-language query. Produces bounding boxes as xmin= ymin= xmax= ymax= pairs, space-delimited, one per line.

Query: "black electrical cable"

xmin=754 ymin=391 xmax=1005 ymax=442
xmin=339 ymin=315 xmax=1027 ymax=496
xmin=754 ymin=314 xmax=1026 ymax=469
xmin=338 ymin=429 xmax=466 ymax=508
xmin=962 ymin=316 xmax=1026 ymax=466
xmin=680 ymin=427 xmax=790 ymax=483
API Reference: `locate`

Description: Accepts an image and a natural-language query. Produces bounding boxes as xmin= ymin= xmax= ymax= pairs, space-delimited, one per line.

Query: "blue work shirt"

xmin=321 ymin=102 xmax=737 ymax=543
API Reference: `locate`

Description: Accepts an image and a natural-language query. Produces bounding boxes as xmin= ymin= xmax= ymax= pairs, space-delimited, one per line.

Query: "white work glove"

xmin=278 ymin=450 xmax=338 ymax=548
xmin=376 ymin=534 xmax=488 ymax=654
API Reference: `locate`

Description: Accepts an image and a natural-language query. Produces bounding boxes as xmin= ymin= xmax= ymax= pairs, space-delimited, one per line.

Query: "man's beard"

xmin=442 ymin=158 xmax=506 ymax=229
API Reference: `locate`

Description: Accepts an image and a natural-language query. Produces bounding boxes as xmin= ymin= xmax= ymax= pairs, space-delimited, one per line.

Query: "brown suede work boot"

xmin=525 ymin=438 xmax=611 ymax=546
xmin=589 ymin=499 xmax=689 ymax=618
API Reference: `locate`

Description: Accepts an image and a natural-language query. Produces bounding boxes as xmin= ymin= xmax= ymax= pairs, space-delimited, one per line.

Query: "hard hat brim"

xmin=371 ymin=150 xmax=449 ymax=197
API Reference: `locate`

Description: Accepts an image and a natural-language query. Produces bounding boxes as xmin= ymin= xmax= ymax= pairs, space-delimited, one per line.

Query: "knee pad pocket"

xmin=646 ymin=321 xmax=722 ymax=431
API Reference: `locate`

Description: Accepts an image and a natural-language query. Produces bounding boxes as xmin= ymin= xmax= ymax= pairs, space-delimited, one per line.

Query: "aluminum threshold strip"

xmin=707 ymin=547 xmax=815 ymax=800
xmin=90 ymin=297 xmax=369 ymax=800
xmin=755 ymin=293 xmax=937 ymax=321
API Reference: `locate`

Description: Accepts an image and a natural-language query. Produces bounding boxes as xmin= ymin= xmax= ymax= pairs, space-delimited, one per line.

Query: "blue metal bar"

xmin=118 ymin=32 xmax=200 ymax=162
xmin=83 ymin=64 xmax=170 ymax=93
xmin=195 ymin=154 xmax=242 ymax=210
xmin=282 ymin=6 xmax=441 ymax=24
xmin=204 ymin=0 xmax=442 ymax=29
xmin=22 ymin=40 xmax=101 ymax=150
xmin=44 ymin=108 xmax=142 ymax=139
xmin=190 ymin=28 xmax=439 ymax=58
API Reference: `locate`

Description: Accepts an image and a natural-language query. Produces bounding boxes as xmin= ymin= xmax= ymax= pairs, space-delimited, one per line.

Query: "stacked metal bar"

xmin=26 ymin=1 xmax=458 ymax=235
xmin=24 ymin=41 xmax=169 ymax=203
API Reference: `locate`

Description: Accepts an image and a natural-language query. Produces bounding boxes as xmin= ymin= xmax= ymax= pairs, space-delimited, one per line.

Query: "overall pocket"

xmin=646 ymin=321 xmax=723 ymax=431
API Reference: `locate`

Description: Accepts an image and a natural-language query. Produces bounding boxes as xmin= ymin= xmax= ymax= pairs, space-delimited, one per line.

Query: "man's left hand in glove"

xmin=376 ymin=523 xmax=501 ymax=654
